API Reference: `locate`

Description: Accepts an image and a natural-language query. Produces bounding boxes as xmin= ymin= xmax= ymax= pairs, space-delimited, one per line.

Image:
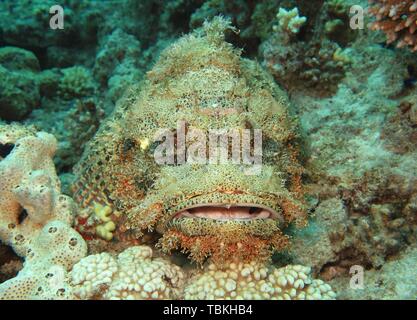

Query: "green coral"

xmin=38 ymin=69 xmax=61 ymax=98
xmin=0 ymin=47 xmax=41 ymax=121
xmin=273 ymin=7 xmax=307 ymax=35
xmin=58 ymin=66 xmax=96 ymax=99
xmin=326 ymin=0 xmax=349 ymax=18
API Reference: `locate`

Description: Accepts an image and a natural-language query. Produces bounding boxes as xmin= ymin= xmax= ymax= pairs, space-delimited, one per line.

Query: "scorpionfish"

xmin=72 ymin=17 xmax=307 ymax=265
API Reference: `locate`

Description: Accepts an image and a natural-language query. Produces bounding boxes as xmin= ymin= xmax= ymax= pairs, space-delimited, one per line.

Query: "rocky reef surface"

xmin=0 ymin=0 xmax=416 ymax=300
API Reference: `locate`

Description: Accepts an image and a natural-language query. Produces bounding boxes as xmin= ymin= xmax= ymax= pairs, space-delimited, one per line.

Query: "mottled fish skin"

xmin=72 ymin=18 xmax=307 ymax=264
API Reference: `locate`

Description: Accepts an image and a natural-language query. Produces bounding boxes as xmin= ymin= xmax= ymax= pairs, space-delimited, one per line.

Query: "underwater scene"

xmin=0 ymin=0 xmax=416 ymax=301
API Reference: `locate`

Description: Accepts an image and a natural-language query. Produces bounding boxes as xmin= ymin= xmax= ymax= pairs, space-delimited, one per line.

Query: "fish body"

xmin=72 ymin=18 xmax=307 ymax=264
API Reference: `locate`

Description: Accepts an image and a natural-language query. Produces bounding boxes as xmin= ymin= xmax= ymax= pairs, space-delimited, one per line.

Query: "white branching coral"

xmin=184 ymin=261 xmax=336 ymax=300
xmin=273 ymin=7 xmax=307 ymax=34
xmin=70 ymin=246 xmax=186 ymax=300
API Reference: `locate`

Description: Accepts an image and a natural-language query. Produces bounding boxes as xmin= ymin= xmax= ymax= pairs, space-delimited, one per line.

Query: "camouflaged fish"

xmin=72 ymin=18 xmax=307 ymax=264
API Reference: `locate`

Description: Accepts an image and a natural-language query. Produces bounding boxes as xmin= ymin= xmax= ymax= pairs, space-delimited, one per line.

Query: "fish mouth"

xmin=171 ymin=203 xmax=284 ymax=224
xmin=160 ymin=202 xmax=290 ymax=263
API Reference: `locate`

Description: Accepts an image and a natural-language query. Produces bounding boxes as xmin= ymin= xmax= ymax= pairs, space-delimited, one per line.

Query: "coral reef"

xmin=262 ymin=37 xmax=351 ymax=95
xmin=0 ymin=0 xmax=416 ymax=301
xmin=61 ymin=99 xmax=106 ymax=173
xmin=0 ymin=124 xmax=87 ymax=299
xmin=71 ymin=246 xmax=185 ymax=300
xmin=330 ymin=245 xmax=417 ymax=299
xmin=184 ymin=261 xmax=336 ymax=300
xmin=0 ymin=125 xmax=72 ymax=252
xmin=273 ymin=7 xmax=307 ymax=35
xmin=0 ymin=47 xmax=41 ymax=120
xmin=0 ymin=0 xmax=76 ymax=48
xmin=0 ymin=120 xmax=335 ymax=300
xmin=93 ymin=28 xmax=143 ymax=104
xmin=0 ymin=221 xmax=85 ymax=299
xmin=93 ymin=203 xmax=116 ymax=241
xmin=285 ymin=28 xmax=417 ymax=283
xmin=0 ymin=1 xmax=149 ymax=173
xmin=261 ymin=3 xmax=353 ymax=95
xmin=58 ymin=66 xmax=96 ymax=100
xmin=24 ymin=61 xmax=105 ymax=172
xmin=369 ymin=0 xmax=417 ymax=51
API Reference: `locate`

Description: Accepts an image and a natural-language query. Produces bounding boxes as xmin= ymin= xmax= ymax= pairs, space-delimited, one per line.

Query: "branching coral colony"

xmin=0 ymin=18 xmax=337 ymax=300
xmin=369 ymin=0 xmax=417 ymax=51
xmin=261 ymin=5 xmax=351 ymax=96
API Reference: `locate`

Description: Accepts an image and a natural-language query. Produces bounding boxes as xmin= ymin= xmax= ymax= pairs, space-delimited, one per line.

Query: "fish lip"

xmin=169 ymin=203 xmax=285 ymax=225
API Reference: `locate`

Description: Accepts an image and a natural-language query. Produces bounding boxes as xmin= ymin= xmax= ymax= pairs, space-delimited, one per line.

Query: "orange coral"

xmin=369 ymin=0 xmax=417 ymax=51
